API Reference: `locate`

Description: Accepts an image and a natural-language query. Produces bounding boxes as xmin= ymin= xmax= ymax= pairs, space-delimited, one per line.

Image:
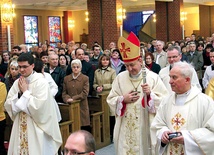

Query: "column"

xmin=156 ymin=0 xmax=183 ymax=42
xmin=87 ymin=0 xmax=121 ymax=49
xmin=63 ymin=11 xmax=73 ymax=43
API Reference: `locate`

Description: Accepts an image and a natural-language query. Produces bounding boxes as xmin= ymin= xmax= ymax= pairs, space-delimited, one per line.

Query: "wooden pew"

xmin=88 ymin=94 xmax=110 ymax=149
xmin=91 ymin=111 xmax=104 ymax=146
xmin=59 ymin=120 xmax=73 ymax=150
xmin=58 ymin=100 xmax=81 ymax=150
xmin=58 ymin=100 xmax=81 ymax=132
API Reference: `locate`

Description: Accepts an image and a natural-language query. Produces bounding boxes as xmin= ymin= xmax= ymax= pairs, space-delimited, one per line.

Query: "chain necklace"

xmin=130 ymin=78 xmax=143 ymax=92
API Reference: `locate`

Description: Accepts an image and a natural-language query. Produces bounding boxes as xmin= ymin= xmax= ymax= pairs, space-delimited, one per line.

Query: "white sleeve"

xmin=116 ymin=96 xmax=124 ymax=116
xmin=192 ymin=68 xmax=202 ymax=91
xmin=45 ymin=73 xmax=58 ymax=96
xmin=14 ymin=90 xmax=31 ymax=115
xmin=148 ymin=92 xmax=156 ymax=113
xmin=182 ymin=130 xmax=203 ymax=155
xmin=202 ymin=68 xmax=209 ymax=89
xmin=11 ymin=93 xmax=21 ymax=115
xmin=156 ymin=127 xmax=170 ymax=155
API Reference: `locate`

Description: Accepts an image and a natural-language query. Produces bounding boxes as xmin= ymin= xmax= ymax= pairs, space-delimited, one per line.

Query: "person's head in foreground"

xmin=64 ymin=130 xmax=96 ymax=155
xmin=169 ymin=61 xmax=193 ymax=94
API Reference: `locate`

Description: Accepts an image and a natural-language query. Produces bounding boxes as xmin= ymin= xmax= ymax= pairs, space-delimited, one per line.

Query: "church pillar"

xmin=63 ymin=11 xmax=73 ymax=43
xmin=155 ymin=0 xmax=183 ymax=42
xmin=87 ymin=0 xmax=121 ymax=49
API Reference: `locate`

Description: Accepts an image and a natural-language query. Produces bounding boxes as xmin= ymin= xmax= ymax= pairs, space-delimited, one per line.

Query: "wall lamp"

xmin=1 ymin=0 xmax=15 ymax=23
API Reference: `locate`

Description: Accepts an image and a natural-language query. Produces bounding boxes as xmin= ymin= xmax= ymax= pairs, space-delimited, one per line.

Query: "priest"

xmin=151 ymin=61 xmax=214 ymax=155
xmin=107 ymin=32 xmax=168 ymax=155
xmin=5 ymin=53 xmax=62 ymax=155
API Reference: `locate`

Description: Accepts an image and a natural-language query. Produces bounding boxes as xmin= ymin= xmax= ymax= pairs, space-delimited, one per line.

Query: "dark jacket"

xmin=44 ymin=66 xmax=66 ymax=102
xmin=202 ymin=50 xmax=211 ymax=70
xmin=146 ymin=62 xmax=161 ymax=74
xmin=186 ymin=50 xmax=204 ymax=71
xmin=89 ymin=56 xmax=99 ymax=72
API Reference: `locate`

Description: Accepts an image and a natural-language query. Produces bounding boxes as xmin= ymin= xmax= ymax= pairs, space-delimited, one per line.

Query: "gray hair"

xmin=172 ymin=61 xmax=193 ymax=80
xmin=156 ymin=40 xmax=165 ymax=47
xmin=71 ymin=59 xmax=82 ymax=69
xmin=48 ymin=53 xmax=58 ymax=59
xmin=167 ymin=45 xmax=182 ymax=55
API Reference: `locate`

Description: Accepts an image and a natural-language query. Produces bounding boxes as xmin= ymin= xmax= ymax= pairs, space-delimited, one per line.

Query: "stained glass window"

xmin=48 ymin=16 xmax=61 ymax=47
xmin=24 ymin=16 xmax=38 ymax=44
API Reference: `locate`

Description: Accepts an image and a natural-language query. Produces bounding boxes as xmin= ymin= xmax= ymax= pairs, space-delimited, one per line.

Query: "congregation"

xmin=1 ymin=31 xmax=214 ymax=155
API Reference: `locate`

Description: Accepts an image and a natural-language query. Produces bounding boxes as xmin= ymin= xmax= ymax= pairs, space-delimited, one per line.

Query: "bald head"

xmin=64 ymin=130 xmax=96 ymax=155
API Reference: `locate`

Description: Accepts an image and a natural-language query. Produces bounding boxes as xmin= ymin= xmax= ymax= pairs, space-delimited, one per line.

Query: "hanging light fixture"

xmin=1 ymin=0 xmax=16 ymax=23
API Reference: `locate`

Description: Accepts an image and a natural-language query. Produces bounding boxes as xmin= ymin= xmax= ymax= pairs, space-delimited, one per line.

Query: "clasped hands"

xmin=96 ymin=86 xmax=103 ymax=93
xmin=18 ymin=76 xmax=28 ymax=93
xmin=123 ymin=83 xmax=151 ymax=103
xmin=67 ymin=98 xmax=73 ymax=103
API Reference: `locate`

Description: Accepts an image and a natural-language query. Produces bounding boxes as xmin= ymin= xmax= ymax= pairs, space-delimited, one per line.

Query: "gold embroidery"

xmin=19 ymin=112 xmax=29 ymax=155
xmin=169 ymin=112 xmax=186 ymax=155
xmin=125 ymin=106 xmax=138 ymax=154
xmin=169 ymin=143 xmax=184 ymax=155
xmin=171 ymin=112 xmax=186 ymax=131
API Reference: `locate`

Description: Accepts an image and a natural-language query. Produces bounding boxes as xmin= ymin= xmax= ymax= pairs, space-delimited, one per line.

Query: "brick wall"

xmin=156 ymin=0 xmax=183 ymax=42
xmin=0 ymin=21 xmax=14 ymax=55
xmin=168 ymin=0 xmax=183 ymax=41
xmin=87 ymin=0 xmax=121 ymax=49
xmin=155 ymin=1 xmax=168 ymax=42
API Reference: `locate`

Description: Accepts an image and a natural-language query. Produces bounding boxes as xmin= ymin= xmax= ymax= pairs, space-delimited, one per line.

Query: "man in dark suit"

xmin=186 ymin=42 xmax=204 ymax=72
xmin=44 ymin=53 xmax=66 ymax=102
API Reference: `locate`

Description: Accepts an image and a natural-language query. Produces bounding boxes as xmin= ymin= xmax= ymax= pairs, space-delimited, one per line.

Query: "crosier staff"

xmin=141 ymin=47 xmax=152 ymax=155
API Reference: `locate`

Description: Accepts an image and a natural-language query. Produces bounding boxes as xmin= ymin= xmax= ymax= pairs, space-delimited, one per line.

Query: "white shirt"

xmin=202 ymin=65 xmax=214 ymax=89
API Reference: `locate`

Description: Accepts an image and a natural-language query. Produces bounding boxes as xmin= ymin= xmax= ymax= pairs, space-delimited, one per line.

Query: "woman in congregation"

xmin=145 ymin=52 xmax=161 ymax=74
xmin=110 ymin=48 xmax=126 ymax=75
xmin=62 ymin=59 xmax=90 ymax=132
xmin=59 ymin=54 xmax=68 ymax=72
xmin=93 ymin=54 xmax=116 ymax=95
xmin=4 ymin=58 xmax=20 ymax=92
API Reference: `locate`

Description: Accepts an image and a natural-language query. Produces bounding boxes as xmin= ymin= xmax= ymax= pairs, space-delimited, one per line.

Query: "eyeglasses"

xmin=18 ymin=65 xmax=31 ymax=69
xmin=63 ymin=149 xmax=90 ymax=155
xmin=167 ymin=55 xmax=179 ymax=59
